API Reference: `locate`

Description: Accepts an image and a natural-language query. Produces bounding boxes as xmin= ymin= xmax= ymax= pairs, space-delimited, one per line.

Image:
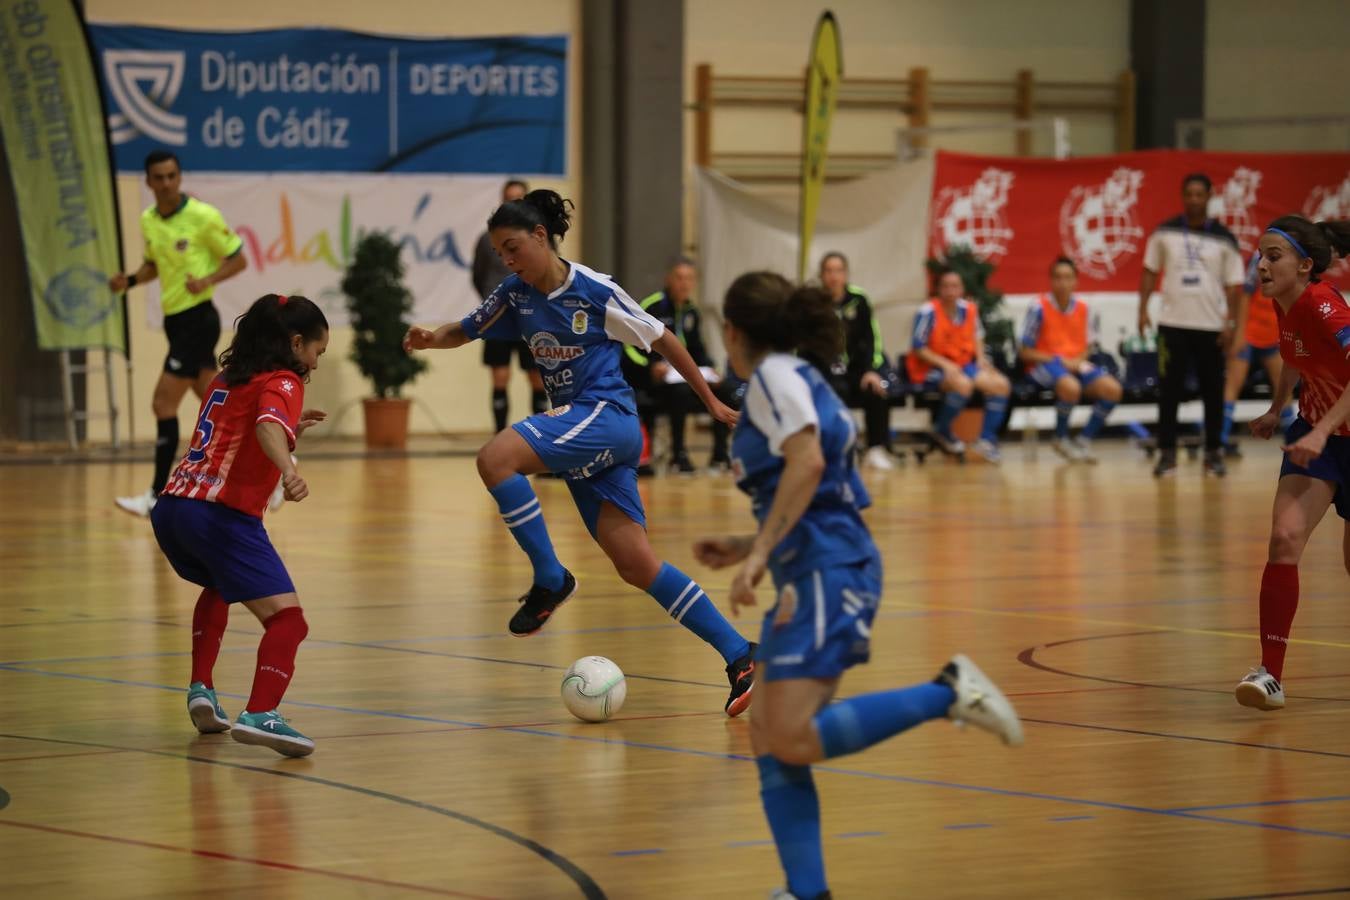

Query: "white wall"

xmin=1204 ymin=0 xmax=1350 ymax=151
xmin=84 ymin=0 xmax=582 ymax=441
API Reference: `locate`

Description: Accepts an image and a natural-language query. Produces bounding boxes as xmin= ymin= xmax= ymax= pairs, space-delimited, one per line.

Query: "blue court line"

xmin=1168 ymin=795 xmax=1350 ymax=813
xmin=943 ymin=823 xmax=993 ymax=830
xmin=835 ymin=831 xmax=884 ymax=839
xmin=610 ymin=849 xmax=662 ymax=857
xmin=1048 ymin=815 xmax=1095 ymax=822
xmin=724 ymin=839 xmax=775 ymax=848
xmin=4 ymin=663 xmax=1350 ymax=844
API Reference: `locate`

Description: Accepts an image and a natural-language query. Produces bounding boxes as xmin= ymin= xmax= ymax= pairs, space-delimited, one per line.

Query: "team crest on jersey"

xmin=175 ymin=238 xmax=189 ymax=251
xmin=529 ymin=332 xmax=585 ymax=370
xmin=1320 ymin=302 xmax=1334 ymax=318
xmin=571 ymin=310 xmax=589 ymax=335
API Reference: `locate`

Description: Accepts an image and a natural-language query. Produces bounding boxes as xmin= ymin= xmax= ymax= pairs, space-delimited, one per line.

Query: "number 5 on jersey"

xmin=187 ymin=389 xmax=229 ymax=463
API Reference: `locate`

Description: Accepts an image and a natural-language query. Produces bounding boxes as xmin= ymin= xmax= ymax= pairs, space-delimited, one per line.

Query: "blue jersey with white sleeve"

xmin=460 ymin=262 xmax=666 ymax=414
xmin=732 ymin=353 xmax=877 ymax=585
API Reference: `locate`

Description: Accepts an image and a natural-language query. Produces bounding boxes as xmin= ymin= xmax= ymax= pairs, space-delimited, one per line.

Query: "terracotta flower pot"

xmin=362 ymin=397 xmax=411 ymax=449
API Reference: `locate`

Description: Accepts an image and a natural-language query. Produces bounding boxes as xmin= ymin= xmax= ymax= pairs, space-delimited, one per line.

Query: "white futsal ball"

xmin=560 ymin=656 xmax=627 ymax=722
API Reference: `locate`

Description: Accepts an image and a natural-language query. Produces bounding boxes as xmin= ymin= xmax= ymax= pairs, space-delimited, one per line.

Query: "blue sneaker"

xmin=186 ymin=682 xmax=230 ymax=734
xmin=231 ymin=710 xmax=315 ymax=757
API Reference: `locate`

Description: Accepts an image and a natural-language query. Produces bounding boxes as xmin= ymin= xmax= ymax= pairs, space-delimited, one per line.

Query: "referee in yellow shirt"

xmin=109 ymin=150 xmax=247 ymax=516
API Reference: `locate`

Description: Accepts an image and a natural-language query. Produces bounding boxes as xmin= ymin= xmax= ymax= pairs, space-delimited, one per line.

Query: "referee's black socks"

xmin=152 ymin=417 xmax=179 ymax=495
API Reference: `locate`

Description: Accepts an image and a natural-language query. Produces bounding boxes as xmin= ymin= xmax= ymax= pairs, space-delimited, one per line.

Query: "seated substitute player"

xmin=906 ymin=268 xmax=1012 ymax=462
xmin=1019 ymin=257 xmax=1122 ymax=462
xmin=151 ymin=294 xmax=329 ymax=757
xmin=404 ymin=190 xmax=758 ymax=716
xmin=696 ymin=271 xmax=1022 ymax=900
xmin=625 ymin=255 xmax=735 ymax=473
xmin=811 ymin=251 xmax=897 ymax=472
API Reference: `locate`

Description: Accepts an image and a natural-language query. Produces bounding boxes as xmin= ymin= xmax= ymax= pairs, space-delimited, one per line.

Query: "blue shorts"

xmin=922 ymin=360 xmax=978 ymax=389
xmin=1237 ymin=343 xmax=1279 ymax=364
xmin=1280 ymin=417 xmax=1350 ymax=520
xmin=151 ymin=494 xmax=296 ymax=603
xmin=512 ymin=400 xmax=647 ymax=537
xmin=758 ymin=554 xmax=883 ymax=682
xmin=1028 ymin=357 xmax=1106 ymax=389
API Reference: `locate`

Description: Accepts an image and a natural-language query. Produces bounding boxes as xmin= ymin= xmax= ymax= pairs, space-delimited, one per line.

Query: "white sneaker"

xmin=941 ymin=653 xmax=1024 ymax=746
xmin=1072 ymin=436 xmax=1098 ymax=464
xmin=267 ymin=455 xmax=297 ymax=513
xmin=931 ymin=431 xmax=966 ymax=455
xmin=972 ymin=438 xmax=1003 ymax=465
xmin=114 ymin=489 xmax=157 ymax=518
xmin=863 ymin=445 xmax=896 ymax=471
xmin=1051 ymin=437 xmax=1083 ymax=462
xmin=1235 ymin=666 xmax=1285 ymax=711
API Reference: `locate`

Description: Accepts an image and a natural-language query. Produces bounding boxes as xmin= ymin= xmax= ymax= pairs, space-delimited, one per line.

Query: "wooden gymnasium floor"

xmin=1 ymin=438 xmax=1348 ymax=899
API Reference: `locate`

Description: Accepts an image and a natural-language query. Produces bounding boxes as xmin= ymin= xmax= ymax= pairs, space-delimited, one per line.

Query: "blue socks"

xmin=756 ymin=682 xmax=957 ymax=898
xmin=1220 ymin=400 xmax=1236 ymax=446
xmin=1054 ymin=401 xmax=1073 ymax=439
xmin=935 ymin=391 xmax=967 ymax=437
xmin=1082 ymin=399 xmax=1116 ymax=440
xmin=980 ymin=396 xmax=1009 ymax=443
xmin=812 ymin=683 xmax=955 ymax=759
xmin=488 ymin=474 xmax=565 ymax=591
xmin=757 ymin=755 xmax=827 ymax=899
xmin=648 ymin=563 xmax=749 ymax=664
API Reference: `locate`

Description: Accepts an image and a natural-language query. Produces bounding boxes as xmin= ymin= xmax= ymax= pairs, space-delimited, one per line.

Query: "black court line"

xmin=0 ymin=786 xmax=8 ymax=812
xmin=1018 ymin=633 xmax=1350 ymax=704
xmin=0 ymin=733 xmax=605 ymax=900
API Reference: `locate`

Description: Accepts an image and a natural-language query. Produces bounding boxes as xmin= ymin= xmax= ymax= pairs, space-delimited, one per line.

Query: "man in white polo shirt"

xmin=1138 ymin=173 xmax=1244 ymax=478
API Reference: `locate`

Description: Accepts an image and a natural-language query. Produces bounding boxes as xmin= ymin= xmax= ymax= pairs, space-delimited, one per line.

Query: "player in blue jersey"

xmin=405 ymin=190 xmax=757 ymax=715
xmin=695 ymin=272 xmax=1024 ymax=899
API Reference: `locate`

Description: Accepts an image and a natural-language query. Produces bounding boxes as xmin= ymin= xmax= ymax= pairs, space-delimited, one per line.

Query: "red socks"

xmin=1259 ymin=563 xmax=1299 ymax=681
xmin=245 ymin=606 xmax=309 ymax=713
xmin=190 ymin=589 xmax=230 ymax=688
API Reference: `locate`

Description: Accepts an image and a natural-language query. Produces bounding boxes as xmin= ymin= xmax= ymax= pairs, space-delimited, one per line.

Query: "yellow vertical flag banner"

xmin=797 ymin=10 xmax=841 ymax=282
xmin=0 ymin=0 xmax=125 ymax=351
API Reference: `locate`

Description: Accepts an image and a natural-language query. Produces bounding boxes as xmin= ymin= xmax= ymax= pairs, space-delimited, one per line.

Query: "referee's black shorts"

xmin=163 ymin=301 xmax=221 ymax=378
xmin=482 ymin=339 xmax=536 ymax=370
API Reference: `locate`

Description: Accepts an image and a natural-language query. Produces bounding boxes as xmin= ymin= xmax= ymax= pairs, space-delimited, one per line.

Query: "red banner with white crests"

xmin=928 ymin=150 xmax=1350 ymax=293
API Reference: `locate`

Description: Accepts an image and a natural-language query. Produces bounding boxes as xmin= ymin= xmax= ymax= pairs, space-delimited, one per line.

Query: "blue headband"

xmin=1266 ymin=227 xmax=1310 ymax=260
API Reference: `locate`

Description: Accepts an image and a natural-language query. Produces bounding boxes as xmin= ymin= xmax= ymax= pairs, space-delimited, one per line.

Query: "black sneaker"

xmin=1152 ymin=450 xmax=1177 ymax=478
xmin=1204 ymin=449 xmax=1227 ymax=478
xmin=724 ymin=643 xmax=757 ymax=717
xmin=508 ymin=570 xmax=578 ymax=637
xmin=672 ymin=452 xmax=696 ymax=475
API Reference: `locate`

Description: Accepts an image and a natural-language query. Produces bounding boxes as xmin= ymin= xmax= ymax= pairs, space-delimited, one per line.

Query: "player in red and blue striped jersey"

xmin=152 ymin=294 xmax=329 ymax=756
xmin=1237 ymin=216 xmax=1350 ymax=711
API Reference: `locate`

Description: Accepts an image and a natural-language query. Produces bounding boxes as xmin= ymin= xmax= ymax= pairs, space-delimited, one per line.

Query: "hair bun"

xmin=524 ymin=189 xmax=573 ymax=241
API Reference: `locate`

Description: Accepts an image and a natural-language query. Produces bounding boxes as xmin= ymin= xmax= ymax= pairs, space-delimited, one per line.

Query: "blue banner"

xmin=87 ymin=25 xmax=566 ymax=174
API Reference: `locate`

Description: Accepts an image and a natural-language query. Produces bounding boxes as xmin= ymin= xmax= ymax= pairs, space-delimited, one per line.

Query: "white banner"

xmin=696 ymin=160 xmax=935 ymax=359
xmin=137 ymin=173 xmax=504 ymax=328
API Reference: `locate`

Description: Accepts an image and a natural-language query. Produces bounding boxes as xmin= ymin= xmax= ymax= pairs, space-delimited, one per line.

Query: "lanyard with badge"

xmin=1180 ymin=220 xmax=1207 ymax=289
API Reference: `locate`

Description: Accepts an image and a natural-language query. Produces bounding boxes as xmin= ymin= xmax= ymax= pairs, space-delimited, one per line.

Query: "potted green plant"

xmin=926 ymin=245 xmax=1015 ymax=373
xmin=341 ymin=232 xmax=427 ymax=449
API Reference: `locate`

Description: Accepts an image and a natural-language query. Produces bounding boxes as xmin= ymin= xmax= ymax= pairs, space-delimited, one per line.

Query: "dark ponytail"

xmin=1266 ymin=215 xmax=1350 ymax=276
xmin=487 ymin=188 xmax=574 ymax=248
xmin=723 ymin=271 xmax=844 ymax=365
xmin=219 ymin=294 xmax=329 ymax=386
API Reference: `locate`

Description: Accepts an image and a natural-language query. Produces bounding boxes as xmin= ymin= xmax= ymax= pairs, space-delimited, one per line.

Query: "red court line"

xmin=0 ymin=819 xmax=498 ymax=898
